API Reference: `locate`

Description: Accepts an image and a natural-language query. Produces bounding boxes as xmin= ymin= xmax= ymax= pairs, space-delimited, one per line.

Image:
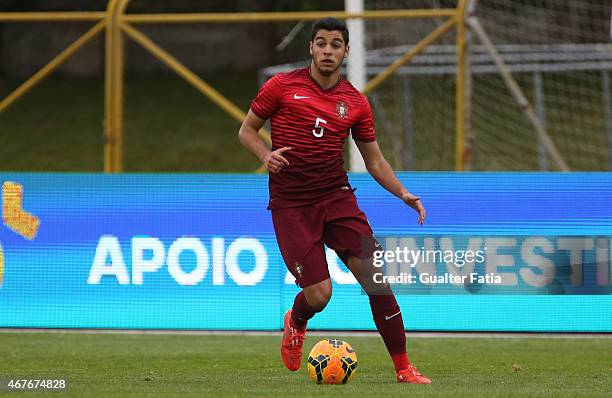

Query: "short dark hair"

xmin=310 ymin=18 xmax=349 ymax=45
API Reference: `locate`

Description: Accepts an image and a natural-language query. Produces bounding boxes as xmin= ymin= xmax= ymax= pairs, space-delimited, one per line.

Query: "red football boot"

xmin=281 ymin=310 xmax=306 ymax=371
xmin=396 ymin=365 xmax=432 ymax=384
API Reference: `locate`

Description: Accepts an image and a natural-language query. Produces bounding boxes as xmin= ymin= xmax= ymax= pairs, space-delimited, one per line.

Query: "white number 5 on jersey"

xmin=312 ymin=117 xmax=327 ymax=138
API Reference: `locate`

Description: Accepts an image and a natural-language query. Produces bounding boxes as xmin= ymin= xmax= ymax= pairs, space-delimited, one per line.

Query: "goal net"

xmin=262 ymin=0 xmax=612 ymax=171
xmin=469 ymin=0 xmax=612 ymax=171
xmin=366 ymin=0 xmax=612 ymax=170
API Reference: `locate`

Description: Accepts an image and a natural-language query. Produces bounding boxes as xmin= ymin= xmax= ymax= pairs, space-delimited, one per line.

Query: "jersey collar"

xmin=306 ymin=66 xmax=343 ymax=92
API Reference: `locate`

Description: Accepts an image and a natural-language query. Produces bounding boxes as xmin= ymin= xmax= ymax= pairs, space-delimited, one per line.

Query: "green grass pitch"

xmin=0 ymin=332 xmax=610 ymax=397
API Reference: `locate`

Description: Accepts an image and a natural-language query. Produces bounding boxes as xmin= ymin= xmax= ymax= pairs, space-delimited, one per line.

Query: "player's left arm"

xmin=355 ymin=140 xmax=426 ymax=225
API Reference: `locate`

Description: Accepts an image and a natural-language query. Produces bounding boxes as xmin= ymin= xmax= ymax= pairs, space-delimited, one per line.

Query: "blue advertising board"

xmin=0 ymin=173 xmax=611 ymax=331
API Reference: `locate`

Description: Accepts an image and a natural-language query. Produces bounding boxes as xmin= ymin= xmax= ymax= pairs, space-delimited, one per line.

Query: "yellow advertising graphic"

xmin=2 ymin=181 xmax=40 ymax=240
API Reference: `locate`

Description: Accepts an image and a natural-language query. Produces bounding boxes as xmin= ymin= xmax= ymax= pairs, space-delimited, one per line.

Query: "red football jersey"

xmin=250 ymin=67 xmax=376 ymax=209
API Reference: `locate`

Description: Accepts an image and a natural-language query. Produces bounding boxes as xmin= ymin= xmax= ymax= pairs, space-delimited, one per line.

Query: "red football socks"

xmin=369 ymin=293 xmax=410 ymax=372
xmin=292 ymin=290 xmax=410 ymax=371
xmin=291 ymin=291 xmax=318 ymax=327
xmin=391 ymin=353 xmax=410 ymax=373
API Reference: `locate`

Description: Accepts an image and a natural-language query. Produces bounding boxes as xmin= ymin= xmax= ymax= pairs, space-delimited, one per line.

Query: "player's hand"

xmin=401 ymin=192 xmax=426 ymax=225
xmin=264 ymin=147 xmax=292 ymax=174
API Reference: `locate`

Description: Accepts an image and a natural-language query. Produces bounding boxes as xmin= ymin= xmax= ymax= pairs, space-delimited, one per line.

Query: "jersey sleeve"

xmin=351 ymin=96 xmax=377 ymax=142
xmin=250 ymin=74 xmax=283 ymax=120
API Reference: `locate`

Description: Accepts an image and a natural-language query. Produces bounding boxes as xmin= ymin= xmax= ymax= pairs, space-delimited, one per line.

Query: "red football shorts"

xmin=271 ymin=189 xmax=377 ymax=288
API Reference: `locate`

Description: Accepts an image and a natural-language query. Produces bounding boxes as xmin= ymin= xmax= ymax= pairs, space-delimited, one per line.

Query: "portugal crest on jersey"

xmin=336 ymin=101 xmax=348 ymax=119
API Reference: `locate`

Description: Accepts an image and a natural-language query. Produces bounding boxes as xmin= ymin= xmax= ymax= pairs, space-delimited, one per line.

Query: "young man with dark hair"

xmin=238 ymin=17 xmax=430 ymax=384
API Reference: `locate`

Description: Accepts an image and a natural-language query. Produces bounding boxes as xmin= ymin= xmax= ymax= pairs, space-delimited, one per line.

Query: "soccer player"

xmin=238 ymin=17 xmax=430 ymax=384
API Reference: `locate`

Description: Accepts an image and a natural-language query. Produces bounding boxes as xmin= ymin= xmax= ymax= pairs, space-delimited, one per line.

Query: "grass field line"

xmin=1 ymin=327 xmax=610 ymax=339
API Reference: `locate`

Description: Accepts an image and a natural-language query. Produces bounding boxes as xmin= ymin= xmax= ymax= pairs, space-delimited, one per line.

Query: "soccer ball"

xmin=306 ymin=339 xmax=357 ymax=384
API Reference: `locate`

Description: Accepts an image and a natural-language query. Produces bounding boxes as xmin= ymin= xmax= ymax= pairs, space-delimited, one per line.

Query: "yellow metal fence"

xmin=0 ymin=1 xmax=469 ymax=172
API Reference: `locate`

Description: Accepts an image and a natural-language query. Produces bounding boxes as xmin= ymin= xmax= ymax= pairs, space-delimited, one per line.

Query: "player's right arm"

xmin=239 ymin=74 xmax=292 ymax=174
xmin=238 ymin=110 xmax=291 ymax=174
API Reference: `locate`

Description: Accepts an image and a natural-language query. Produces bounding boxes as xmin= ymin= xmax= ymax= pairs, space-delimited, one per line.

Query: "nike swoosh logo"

xmin=385 ymin=311 xmax=401 ymax=321
xmin=293 ymin=94 xmax=309 ymax=99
